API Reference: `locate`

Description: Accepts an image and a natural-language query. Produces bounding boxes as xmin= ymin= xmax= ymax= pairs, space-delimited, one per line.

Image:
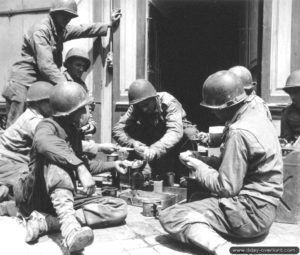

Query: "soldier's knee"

xmin=45 ymin=165 xmax=74 ymax=192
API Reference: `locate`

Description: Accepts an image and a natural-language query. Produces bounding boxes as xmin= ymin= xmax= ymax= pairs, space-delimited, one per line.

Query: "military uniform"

xmin=63 ymin=70 xmax=88 ymax=92
xmin=0 ymin=108 xmax=43 ymax=188
xmin=250 ymin=92 xmax=272 ymax=121
xmin=63 ymin=70 xmax=97 ymax=137
xmin=14 ymin=118 xmax=127 ymax=227
xmin=2 ymin=15 xmax=108 ymax=127
xmin=159 ymin=96 xmax=283 ymax=252
xmin=112 ymin=92 xmax=198 ymax=180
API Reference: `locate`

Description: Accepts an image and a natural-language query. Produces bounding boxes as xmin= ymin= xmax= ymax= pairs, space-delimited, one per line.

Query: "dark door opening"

xmin=148 ymin=0 xmax=250 ymax=131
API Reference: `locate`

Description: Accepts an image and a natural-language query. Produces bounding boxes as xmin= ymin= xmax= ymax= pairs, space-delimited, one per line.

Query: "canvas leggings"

xmin=14 ymin=164 xmax=127 ymax=229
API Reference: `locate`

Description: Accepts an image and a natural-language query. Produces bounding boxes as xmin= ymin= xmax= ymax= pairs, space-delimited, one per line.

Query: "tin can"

xmin=153 ymin=180 xmax=163 ymax=193
xmin=142 ymin=201 xmax=162 ymax=217
xmin=166 ymin=172 xmax=175 ymax=186
xmin=102 ymin=186 xmax=118 ymax=197
xmin=107 ymin=153 xmax=119 ymax=161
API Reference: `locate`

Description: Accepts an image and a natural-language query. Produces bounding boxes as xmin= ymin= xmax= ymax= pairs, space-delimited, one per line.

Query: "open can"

xmin=142 ymin=200 xmax=162 ymax=218
xmin=102 ymin=186 xmax=118 ymax=197
xmin=166 ymin=172 xmax=175 ymax=186
xmin=107 ymin=153 xmax=119 ymax=161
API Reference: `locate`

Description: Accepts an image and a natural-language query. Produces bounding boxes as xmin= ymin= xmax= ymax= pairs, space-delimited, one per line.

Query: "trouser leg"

xmin=50 ymin=188 xmax=94 ymax=252
xmin=50 ymin=189 xmax=81 ymax=239
xmin=2 ymin=81 xmax=28 ymax=127
xmin=6 ymin=101 xmax=25 ymax=127
xmin=74 ymin=196 xmax=127 ymax=228
xmin=44 ymin=163 xmax=94 ymax=252
xmin=159 ymin=201 xmax=231 ymax=255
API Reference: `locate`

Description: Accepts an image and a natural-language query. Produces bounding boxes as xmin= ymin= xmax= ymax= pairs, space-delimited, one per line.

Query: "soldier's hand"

xmin=0 ymin=185 xmax=9 ymax=202
xmin=133 ymin=141 xmax=147 ymax=157
xmin=114 ymin=160 xmax=129 ymax=175
xmin=143 ymin=148 xmax=156 ymax=162
xmin=198 ymin=132 xmax=209 ymax=144
xmin=179 ymin=150 xmax=193 ymax=166
xmin=184 ymin=157 xmax=205 ymax=171
xmin=99 ymin=143 xmax=118 ymax=154
xmin=81 ymin=123 xmax=96 ymax=135
xmin=77 ymin=165 xmax=96 ymax=196
xmin=110 ymin=9 xmax=122 ymax=28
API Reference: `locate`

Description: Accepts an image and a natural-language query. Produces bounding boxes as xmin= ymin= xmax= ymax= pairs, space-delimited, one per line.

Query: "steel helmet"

xmin=50 ymin=0 xmax=78 ymax=18
xmin=64 ymin=48 xmax=91 ymax=71
xmin=50 ymin=81 xmax=93 ymax=117
xmin=201 ymin=70 xmax=247 ymax=109
xmin=228 ymin=65 xmax=255 ymax=90
xmin=128 ymin=79 xmax=157 ymax=105
xmin=283 ymin=70 xmax=300 ymax=92
xmin=27 ymin=81 xmax=53 ymax=102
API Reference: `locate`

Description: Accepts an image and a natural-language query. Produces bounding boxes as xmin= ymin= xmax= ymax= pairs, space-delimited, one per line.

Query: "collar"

xmin=63 ymin=70 xmax=86 ymax=86
xmin=44 ymin=117 xmax=74 ymax=141
xmin=28 ymin=108 xmax=43 ymax=120
xmin=225 ymin=96 xmax=252 ymax=127
xmin=49 ymin=14 xmax=66 ymax=38
xmin=63 ymin=70 xmax=74 ymax=81
xmin=48 ymin=15 xmax=58 ymax=38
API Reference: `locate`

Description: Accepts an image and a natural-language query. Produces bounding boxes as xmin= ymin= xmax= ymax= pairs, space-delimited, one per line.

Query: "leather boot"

xmin=25 ymin=211 xmax=60 ymax=243
xmin=50 ymin=188 xmax=94 ymax=252
xmin=185 ymin=223 xmax=232 ymax=255
xmin=0 ymin=201 xmax=18 ymax=216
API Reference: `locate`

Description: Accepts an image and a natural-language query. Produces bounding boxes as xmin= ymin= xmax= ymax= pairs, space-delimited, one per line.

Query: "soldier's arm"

xmin=31 ymin=31 xmax=66 ymax=85
xmin=33 ymin=121 xmax=83 ymax=169
xmin=63 ymin=23 xmax=109 ymax=41
xmin=150 ymin=99 xmax=183 ymax=158
xmin=112 ymin=106 xmax=139 ymax=147
xmin=189 ymin=130 xmax=248 ymax=197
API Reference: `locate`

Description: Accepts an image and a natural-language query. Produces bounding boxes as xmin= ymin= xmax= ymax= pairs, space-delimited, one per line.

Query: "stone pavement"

xmin=0 ymin=205 xmax=299 ymax=255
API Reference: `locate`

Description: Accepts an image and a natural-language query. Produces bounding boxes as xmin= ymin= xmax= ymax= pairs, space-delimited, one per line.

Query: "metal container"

xmin=107 ymin=153 xmax=119 ymax=161
xmin=166 ymin=172 xmax=175 ymax=187
xmin=102 ymin=186 xmax=118 ymax=197
xmin=142 ymin=201 xmax=162 ymax=217
xmin=153 ymin=180 xmax=163 ymax=193
xmin=119 ymin=190 xmax=177 ymax=209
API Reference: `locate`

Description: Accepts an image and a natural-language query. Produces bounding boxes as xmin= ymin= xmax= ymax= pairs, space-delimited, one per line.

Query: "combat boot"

xmin=0 ymin=201 xmax=18 ymax=216
xmin=186 ymin=223 xmax=232 ymax=255
xmin=51 ymin=188 xmax=94 ymax=252
xmin=25 ymin=211 xmax=60 ymax=243
xmin=65 ymin=226 xmax=94 ymax=252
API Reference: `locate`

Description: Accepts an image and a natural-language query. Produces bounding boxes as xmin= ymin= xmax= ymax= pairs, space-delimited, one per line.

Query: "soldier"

xmin=281 ymin=70 xmax=300 ymax=143
xmin=198 ymin=65 xmax=272 ymax=146
xmin=159 ymin=71 xmax=283 ymax=255
xmin=228 ymin=65 xmax=272 ymax=120
xmin=2 ymin=0 xmax=121 ymax=127
xmin=63 ymin=47 xmax=97 ymax=136
xmin=63 ymin=47 xmax=91 ymax=91
xmin=0 ymin=81 xmax=52 ymax=207
xmin=112 ymin=79 xmax=198 ymax=183
xmin=14 ymin=82 xmax=128 ymax=252
xmin=63 ymin=47 xmax=117 ymax=154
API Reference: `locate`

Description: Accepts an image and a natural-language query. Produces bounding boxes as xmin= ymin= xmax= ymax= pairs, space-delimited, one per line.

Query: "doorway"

xmin=148 ymin=0 xmax=260 ymax=131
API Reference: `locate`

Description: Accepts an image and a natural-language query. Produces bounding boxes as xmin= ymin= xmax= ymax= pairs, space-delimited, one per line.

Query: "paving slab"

xmin=0 ymin=205 xmax=299 ymax=255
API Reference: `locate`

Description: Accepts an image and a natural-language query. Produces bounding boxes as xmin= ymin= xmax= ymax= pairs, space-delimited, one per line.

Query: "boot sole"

xmin=68 ymin=227 xmax=94 ymax=253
